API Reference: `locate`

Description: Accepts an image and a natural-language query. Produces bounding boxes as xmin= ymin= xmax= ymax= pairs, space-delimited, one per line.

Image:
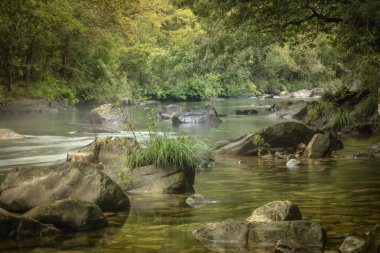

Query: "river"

xmin=0 ymin=98 xmax=380 ymax=252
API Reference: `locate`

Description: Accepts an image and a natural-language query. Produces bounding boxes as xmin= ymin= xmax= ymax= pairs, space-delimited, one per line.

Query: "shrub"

xmin=331 ymin=108 xmax=354 ymax=131
xmin=126 ymin=135 xmax=214 ymax=171
xmin=304 ymin=100 xmax=335 ymax=122
xmin=252 ymin=133 xmax=270 ymax=156
xmin=353 ymin=95 xmax=378 ymax=119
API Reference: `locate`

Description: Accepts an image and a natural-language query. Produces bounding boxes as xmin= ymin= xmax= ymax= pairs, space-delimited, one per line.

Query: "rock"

xmin=126 ymin=165 xmax=195 ymax=194
xmin=0 ymin=208 xmax=61 ymax=240
xmin=291 ymin=89 xmax=313 ymax=98
xmin=139 ymin=100 xmax=160 ymax=106
xmin=81 ymin=104 xmax=127 ymax=133
xmin=311 ymin=88 xmax=325 ymax=97
xmin=0 ymin=163 xmax=130 ymax=212
xmin=172 ymin=105 xmax=222 ymax=125
xmin=0 ymin=128 xmax=24 ymax=140
xmin=158 ymin=104 xmax=183 ymax=120
xmin=234 ymin=109 xmax=258 ymax=115
xmin=247 ymin=201 xmax=302 ymax=222
xmin=258 ymin=94 xmax=274 ymax=99
xmin=353 ymin=152 xmax=376 ymax=159
xmin=341 ymin=123 xmax=374 ymax=137
xmin=279 ymin=91 xmax=291 ymax=97
xmin=186 ymin=194 xmax=216 ymax=208
xmin=378 ymin=88 xmax=380 ymax=116
xmin=25 ymin=199 xmax=108 ymax=232
xmin=0 ymin=98 xmax=69 ymax=114
xmin=303 ymin=133 xmax=343 ymax=158
xmin=120 ymin=97 xmax=134 ymax=106
xmin=339 ymin=236 xmax=365 ymax=253
xmin=216 ymin=122 xmax=316 ymax=156
xmin=269 ymin=100 xmax=309 ymax=120
xmin=67 ymin=151 xmax=95 ymax=163
xmin=286 ymin=159 xmax=301 ymax=169
xmin=365 ymin=223 xmax=380 ymax=253
xmin=193 ymin=220 xmax=326 ymax=252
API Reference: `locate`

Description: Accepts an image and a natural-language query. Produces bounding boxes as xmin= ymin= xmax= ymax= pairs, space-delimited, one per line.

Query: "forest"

xmin=0 ymin=0 xmax=378 ymax=104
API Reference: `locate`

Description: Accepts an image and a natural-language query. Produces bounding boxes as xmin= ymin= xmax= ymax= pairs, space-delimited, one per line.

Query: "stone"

xmin=0 ymin=208 xmax=60 ymax=240
xmin=25 ymin=199 xmax=108 ymax=232
xmin=311 ymin=88 xmax=325 ymax=97
xmin=0 ymin=98 xmax=69 ymax=114
xmin=269 ymin=100 xmax=309 ymax=120
xmin=247 ymin=201 xmax=302 ymax=222
xmin=158 ymin=104 xmax=183 ymax=120
xmin=365 ymin=223 xmax=380 ymax=253
xmin=172 ymin=105 xmax=222 ymax=125
xmin=291 ymin=89 xmax=313 ymax=98
xmin=378 ymin=87 xmax=380 ymax=116
xmin=67 ymin=151 xmax=95 ymax=163
xmin=0 ymin=163 xmax=130 ymax=212
xmin=341 ymin=123 xmax=374 ymax=137
xmin=339 ymin=236 xmax=365 ymax=253
xmin=193 ymin=220 xmax=326 ymax=252
xmin=286 ymin=159 xmax=301 ymax=169
xmin=216 ymin=122 xmax=316 ymax=156
xmin=186 ymin=194 xmax=216 ymax=208
xmin=126 ymin=165 xmax=195 ymax=194
xmin=81 ymin=104 xmax=127 ymax=133
xmin=0 ymin=128 xmax=24 ymax=140
xmin=234 ymin=109 xmax=258 ymax=115
xmin=303 ymin=133 xmax=343 ymax=158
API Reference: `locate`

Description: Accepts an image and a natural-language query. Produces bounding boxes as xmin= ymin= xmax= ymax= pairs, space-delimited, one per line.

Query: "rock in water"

xmin=172 ymin=105 xmax=222 ymax=125
xmin=126 ymin=165 xmax=195 ymax=194
xmin=0 ymin=163 xmax=130 ymax=212
xmin=303 ymin=133 xmax=343 ymax=158
xmin=216 ymin=122 xmax=315 ymax=156
xmin=339 ymin=236 xmax=365 ymax=253
xmin=158 ymin=104 xmax=182 ymax=120
xmin=286 ymin=158 xmax=301 ymax=169
xmin=269 ymin=100 xmax=309 ymax=120
xmin=25 ymin=199 xmax=108 ymax=232
xmin=186 ymin=194 xmax=216 ymax=208
xmin=234 ymin=109 xmax=258 ymax=115
xmin=0 ymin=208 xmax=61 ymax=240
xmin=365 ymin=223 xmax=380 ymax=253
xmin=247 ymin=200 xmax=302 ymax=222
xmin=0 ymin=128 xmax=24 ymax=140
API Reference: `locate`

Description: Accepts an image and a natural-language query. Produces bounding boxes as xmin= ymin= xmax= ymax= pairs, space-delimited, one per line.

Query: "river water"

xmin=0 ymin=98 xmax=379 ymax=252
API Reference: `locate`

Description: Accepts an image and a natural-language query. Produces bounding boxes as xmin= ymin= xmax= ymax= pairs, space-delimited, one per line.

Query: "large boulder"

xmin=25 ymin=199 xmax=108 ymax=232
xmin=247 ymin=200 xmax=302 ymax=222
xmin=216 ymin=122 xmax=316 ymax=156
xmin=158 ymin=104 xmax=183 ymax=120
xmin=0 ymin=128 xmax=24 ymax=140
xmin=365 ymin=223 xmax=380 ymax=253
xmin=290 ymin=89 xmax=313 ymax=98
xmin=269 ymin=100 xmax=309 ymax=120
xmin=0 ymin=208 xmax=60 ymax=240
xmin=172 ymin=105 xmax=222 ymax=125
xmin=0 ymin=98 xmax=69 ymax=114
xmin=340 ymin=236 xmax=365 ymax=253
xmin=193 ymin=220 xmax=326 ymax=252
xmin=303 ymin=133 xmax=343 ymax=158
xmin=81 ymin=104 xmax=127 ymax=133
xmin=0 ymin=163 xmax=130 ymax=213
xmin=126 ymin=165 xmax=195 ymax=194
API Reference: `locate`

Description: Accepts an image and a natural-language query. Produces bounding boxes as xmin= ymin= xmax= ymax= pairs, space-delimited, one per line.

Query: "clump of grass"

xmin=304 ymin=100 xmax=336 ymax=123
xmin=331 ymin=108 xmax=354 ymax=131
xmin=126 ymin=135 xmax=214 ymax=171
xmin=353 ymin=95 xmax=378 ymax=119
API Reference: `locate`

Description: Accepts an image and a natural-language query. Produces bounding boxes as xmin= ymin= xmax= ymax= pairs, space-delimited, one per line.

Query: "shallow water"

xmin=0 ymin=98 xmax=380 ymax=252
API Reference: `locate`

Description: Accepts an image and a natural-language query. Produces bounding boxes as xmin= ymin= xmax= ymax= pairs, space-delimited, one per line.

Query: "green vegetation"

xmin=252 ymin=134 xmax=270 ymax=156
xmin=331 ymin=108 xmax=354 ymax=131
xmin=0 ymin=0 xmax=379 ymax=104
xmin=304 ymin=100 xmax=336 ymax=123
xmin=126 ymin=135 xmax=213 ymax=171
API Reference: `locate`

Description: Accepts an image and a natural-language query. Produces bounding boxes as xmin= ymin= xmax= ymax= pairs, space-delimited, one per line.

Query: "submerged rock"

xmin=365 ymin=223 xmax=380 ymax=253
xmin=341 ymin=123 xmax=374 ymax=137
xmin=0 ymin=128 xmax=24 ymax=140
xmin=81 ymin=103 xmax=127 ymax=133
xmin=172 ymin=105 xmax=222 ymax=125
xmin=0 ymin=163 xmax=130 ymax=212
xmin=216 ymin=122 xmax=315 ymax=156
xmin=247 ymin=200 xmax=302 ymax=222
xmin=234 ymin=109 xmax=258 ymax=115
xmin=193 ymin=220 xmax=326 ymax=252
xmin=340 ymin=236 xmax=365 ymax=253
xmin=286 ymin=158 xmax=302 ymax=169
xmin=303 ymin=133 xmax=343 ymax=158
xmin=186 ymin=194 xmax=216 ymax=208
xmin=126 ymin=165 xmax=195 ymax=194
xmin=25 ymin=199 xmax=108 ymax=232
xmin=0 ymin=208 xmax=60 ymax=240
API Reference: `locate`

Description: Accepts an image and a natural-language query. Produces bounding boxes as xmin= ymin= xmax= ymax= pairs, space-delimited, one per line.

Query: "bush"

xmin=126 ymin=135 xmax=214 ymax=171
xmin=304 ymin=100 xmax=335 ymax=122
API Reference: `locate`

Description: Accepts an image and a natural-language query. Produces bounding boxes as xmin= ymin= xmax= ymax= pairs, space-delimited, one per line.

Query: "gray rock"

xmin=216 ymin=122 xmax=316 ymax=156
xmin=247 ymin=201 xmax=302 ymax=222
xmin=234 ymin=109 xmax=258 ymax=115
xmin=186 ymin=194 xmax=216 ymax=208
xmin=291 ymin=89 xmax=313 ymax=98
xmin=81 ymin=103 xmax=127 ymax=133
xmin=303 ymin=133 xmax=343 ymax=158
xmin=0 ymin=128 xmax=24 ymax=140
xmin=172 ymin=105 xmax=222 ymax=125
xmin=339 ymin=236 xmax=365 ymax=253
xmin=341 ymin=123 xmax=374 ymax=137
xmin=365 ymin=223 xmax=380 ymax=253
xmin=0 ymin=163 xmax=130 ymax=212
xmin=286 ymin=158 xmax=301 ymax=169
xmin=0 ymin=208 xmax=61 ymax=240
xmin=158 ymin=104 xmax=183 ymax=120
xmin=193 ymin=220 xmax=326 ymax=252
xmin=126 ymin=165 xmax=195 ymax=194
xmin=270 ymin=100 xmax=309 ymax=120
xmin=25 ymin=199 xmax=108 ymax=232
xmin=0 ymin=98 xmax=69 ymax=114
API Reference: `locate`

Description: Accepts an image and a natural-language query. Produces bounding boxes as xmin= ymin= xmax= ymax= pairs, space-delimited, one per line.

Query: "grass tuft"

xmin=126 ymin=135 xmax=214 ymax=171
xmin=331 ymin=108 xmax=354 ymax=131
xmin=353 ymin=95 xmax=378 ymax=119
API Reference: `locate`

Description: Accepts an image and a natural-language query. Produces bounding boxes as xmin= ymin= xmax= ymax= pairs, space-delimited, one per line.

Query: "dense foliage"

xmin=0 ymin=0 xmax=379 ymax=104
